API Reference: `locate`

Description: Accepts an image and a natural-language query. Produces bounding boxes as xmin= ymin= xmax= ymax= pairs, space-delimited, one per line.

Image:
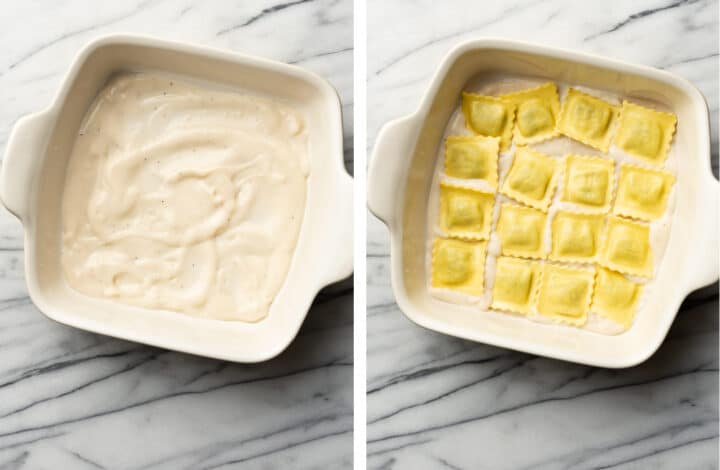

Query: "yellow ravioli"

xmin=600 ymin=216 xmax=653 ymax=278
xmin=496 ymin=204 xmax=547 ymax=259
xmin=614 ymin=163 xmax=675 ymax=221
xmin=500 ymin=146 xmax=559 ymax=211
xmin=557 ymin=88 xmax=620 ymax=152
xmin=549 ymin=211 xmax=605 ymax=263
xmin=431 ymin=237 xmax=487 ymax=296
xmin=461 ymin=93 xmax=516 ymax=151
xmin=438 ymin=183 xmax=495 ymax=239
xmin=537 ymin=264 xmax=595 ymax=326
xmin=591 ymin=267 xmax=642 ymax=330
xmin=502 ymin=82 xmax=560 ymax=145
xmin=490 ymin=256 xmax=542 ymax=314
xmin=444 ymin=135 xmax=499 ymax=188
xmin=561 ymin=155 xmax=615 ymax=212
xmin=614 ymin=101 xmax=677 ymax=166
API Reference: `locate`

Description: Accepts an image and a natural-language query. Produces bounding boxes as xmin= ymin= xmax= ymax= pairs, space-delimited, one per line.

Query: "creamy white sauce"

xmin=61 ymin=73 xmax=308 ymax=322
xmin=426 ymin=74 xmax=677 ymax=335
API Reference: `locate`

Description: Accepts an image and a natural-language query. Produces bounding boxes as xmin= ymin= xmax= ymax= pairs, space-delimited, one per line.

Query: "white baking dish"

xmin=0 ymin=34 xmax=352 ymax=362
xmin=368 ymin=38 xmax=718 ymax=368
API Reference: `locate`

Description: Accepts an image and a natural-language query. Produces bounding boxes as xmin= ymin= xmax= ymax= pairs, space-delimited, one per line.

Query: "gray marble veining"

xmin=0 ymin=1 xmax=353 ymax=469
xmin=367 ymin=1 xmax=718 ymax=468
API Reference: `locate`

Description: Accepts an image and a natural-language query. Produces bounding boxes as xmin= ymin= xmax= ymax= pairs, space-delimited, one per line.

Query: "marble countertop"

xmin=367 ymin=1 xmax=718 ymax=469
xmin=0 ymin=1 xmax=353 ymax=469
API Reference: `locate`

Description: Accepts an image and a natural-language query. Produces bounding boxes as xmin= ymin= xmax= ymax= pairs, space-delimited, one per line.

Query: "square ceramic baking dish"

xmin=368 ymin=38 xmax=718 ymax=368
xmin=0 ymin=34 xmax=352 ymax=362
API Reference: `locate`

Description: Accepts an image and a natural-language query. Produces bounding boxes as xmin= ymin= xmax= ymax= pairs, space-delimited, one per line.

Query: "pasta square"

xmin=549 ymin=211 xmax=605 ymax=263
xmin=431 ymin=237 xmax=487 ymax=296
xmin=614 ymin=163 xmax=675 ymax=221
xmin=500 ymin=146 xmax=559 ymax=211
xmin=501 ymin=82 xmax=560 ymax=145
xmin=614 ymin=101 xmax=677 ymax=166
xmin=591 ymin=267 xmax=642 ymax=329
xmin=599 ymin=216 xmax=653 ymax=278
xmin=461 ymin=93 xmax=516 ymax=151
xmin=561 ymin=155 xmax=614 ymax=212
xmin=444 ymin=135 xmax=499 ymax=188
xmin=496 ymin=203 xmax=547 ymax=259
xmin=490 ymin=256 xmax=541 ymax=314
xmin=537 ymin=264 xmax=595 ymax=326
xmin=439 ymin=183 xmax=495 ymax=239
xmin=557 ymin=88 xmax=620 ymax=152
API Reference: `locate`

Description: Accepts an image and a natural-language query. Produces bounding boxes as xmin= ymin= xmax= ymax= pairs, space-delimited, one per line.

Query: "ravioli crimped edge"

xmin=556 ymin=88 xmax=620 ymax=153
xmin=438 ymin=181 xmax=496 ymax=240
xmin=599 ymin=215 xmax=654 ymax=278
xmin=443 ymin=134 xmax=500 ymax=189
xmin=461 ymin=92 xmax=516 ymax=151
xmin=536 ymin=263 xmax=596 ymax=327
xmin=501 ymin=82 xmax=561 ymax=145
xmin=431 ymin=237 xmax=487 ymax=296
xmin=614 ymin=100 xmax=677 ymax=167
xmin=495 ymin=203 xmax=548 ymax=260
xmin=548 ymin=209 xmax=606 ymax=264
xmin=561 ymin=154 xmax=616 ymax=214
xmin=612 ymin=162 xmax=675 ymax=222
xmin=490 ymin=256 xmax=543 ymax=315
xmin=500 ymin=146 xmax=560 ymax=212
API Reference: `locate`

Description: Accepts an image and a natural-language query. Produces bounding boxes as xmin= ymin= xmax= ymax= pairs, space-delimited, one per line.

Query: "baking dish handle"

xmin=686 ymin=172 xmax=719 ymax=292
xmin=367 ymin=114 xmax=419 ymax=226
xmin=0 ymin=109 xmax=55 ymax=220
xmin=322 ymin=171 xmax=354 ymax=285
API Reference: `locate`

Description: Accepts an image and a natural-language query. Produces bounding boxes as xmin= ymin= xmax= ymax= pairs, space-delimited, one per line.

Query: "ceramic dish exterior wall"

xmin=0 ymin=34 xmax=352 ymax=363
xmin=368 ymin=38 xmax=718 ymax=368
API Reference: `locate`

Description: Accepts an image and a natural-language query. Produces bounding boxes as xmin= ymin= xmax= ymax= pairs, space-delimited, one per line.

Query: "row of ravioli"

xmin=462 ymin=82 xmax=677 ymax=167
xmin=432 ymin=239 xmax=639 ymax=329
xmin=444 ymin=145 xmax=675 ymax=224
xmin=431 ymin=81 xmax=678 ymax=330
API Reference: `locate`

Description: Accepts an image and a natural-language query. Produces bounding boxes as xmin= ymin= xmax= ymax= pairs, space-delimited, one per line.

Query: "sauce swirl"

xmin=61 ymin=73 xmax=308 ymax=322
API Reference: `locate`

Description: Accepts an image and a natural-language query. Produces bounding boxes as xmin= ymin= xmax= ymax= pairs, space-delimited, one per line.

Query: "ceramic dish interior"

xmin=368 ymin=38 xmax=718 ymax=368
xmin=0 ymin=34 xmax=352 ymax=363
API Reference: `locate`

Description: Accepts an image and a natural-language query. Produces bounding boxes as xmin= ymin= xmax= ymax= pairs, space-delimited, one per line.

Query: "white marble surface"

xmin=367 ymin=1 xmax=718 ymax=469
xmin=0 ymin=1 xmax=353 ymax=469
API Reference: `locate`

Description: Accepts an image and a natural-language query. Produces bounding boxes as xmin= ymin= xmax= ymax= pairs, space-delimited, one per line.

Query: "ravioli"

xmin=444 ymin=135 xmax=499 ymax=187
xmin=614 ymin=163 xmax=675 ymax=221
xmin=496 ymin=203 xmax=547 ymax=259
xmin=438 ymin=183 xmax=495 ymax=239
xmin=600 ymin=216 xmax=653 ymax=278
xmin=550 ymin=211 xmax=605 ymax=263
xmin=561 ymin=155 xmax=614 ymax=212
xmin=591 ymin=267 xmax=642 ymax=329
xmin=614 ymin=101 xmax=677 ymax=166
xmin=500 ymin=146 xmax=559 ymax=211
xmin=461 ymin=93 xmax=516 ymax=151
xmin=557 ymin=88 xmax=620 ymax=152
xmin=490 ymin=256 xmax=542 ymax=314
xmin=537 ymin=264 xmax=595 ymax=326
xmin=431 ymin=237 xmax=487 ymax=295
xmin=502 ymin=82 xmax=560 ymax=145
